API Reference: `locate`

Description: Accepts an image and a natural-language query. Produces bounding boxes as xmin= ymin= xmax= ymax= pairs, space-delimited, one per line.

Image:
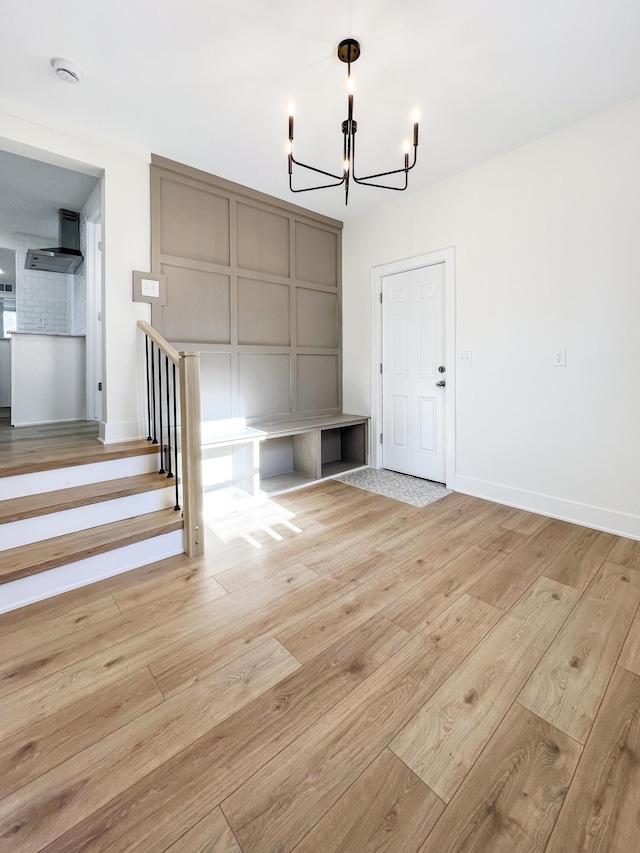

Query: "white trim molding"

xmin=455 ymin=474 xmax=640 ymax=541
xmin=370 ymin=247 xmax=456 ymax=490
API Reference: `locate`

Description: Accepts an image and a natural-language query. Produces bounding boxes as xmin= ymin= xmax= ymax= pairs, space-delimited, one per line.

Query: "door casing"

xmin=370 ymin=247 xmax=456 ymax=489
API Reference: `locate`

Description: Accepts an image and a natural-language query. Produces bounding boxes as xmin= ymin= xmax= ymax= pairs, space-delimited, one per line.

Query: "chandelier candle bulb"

xmin=288 ymin=102 xmax=294 ymax=140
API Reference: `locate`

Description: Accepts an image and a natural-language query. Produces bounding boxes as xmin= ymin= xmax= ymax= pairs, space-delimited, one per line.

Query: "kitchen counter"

xmin=10 ymin=330 xmax=85 ymax=337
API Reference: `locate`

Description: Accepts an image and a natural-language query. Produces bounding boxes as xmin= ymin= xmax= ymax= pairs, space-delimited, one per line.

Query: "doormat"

xmin=334 ymin=467 xmax=452 ymax=508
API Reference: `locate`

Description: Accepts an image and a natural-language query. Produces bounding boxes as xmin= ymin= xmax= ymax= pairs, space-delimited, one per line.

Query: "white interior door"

xmin=382 ymin=262 xmax=446 ymax=482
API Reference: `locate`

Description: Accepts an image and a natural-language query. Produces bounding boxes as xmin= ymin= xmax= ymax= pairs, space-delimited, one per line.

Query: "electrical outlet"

xmin=553 ymin=348 xmax=567 ymax=367
xmin=38 ymin=317 xmax=45 ymax=328
xmin=458 ymin=350 xmax=472 ymax=366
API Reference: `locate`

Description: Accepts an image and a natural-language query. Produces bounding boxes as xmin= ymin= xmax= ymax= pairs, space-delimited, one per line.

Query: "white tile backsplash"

xmin=16 ymin=233 xmax=73 ymax=333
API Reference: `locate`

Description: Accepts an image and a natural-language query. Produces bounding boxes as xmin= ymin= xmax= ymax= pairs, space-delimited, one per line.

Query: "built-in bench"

xmin=252 ymin=414 xmax=369 ymax=494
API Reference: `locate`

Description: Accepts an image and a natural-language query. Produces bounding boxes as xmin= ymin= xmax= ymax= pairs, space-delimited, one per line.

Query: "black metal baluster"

xmin=145 ymin=336 xmax=152 ymax=442
xmin=157 ymin=347 xmax=165 ymax=474
xmin=150 ymin=342 xmax=158 ymax=444
xmin=172 ymin=362 xmax=180 ymax=511
xmin=165 ymin=354 xmax=173 ymax=478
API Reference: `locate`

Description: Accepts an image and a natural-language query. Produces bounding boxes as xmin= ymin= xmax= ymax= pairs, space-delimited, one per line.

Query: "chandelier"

xmin=287 ymin=38 xmax=419 ymax=205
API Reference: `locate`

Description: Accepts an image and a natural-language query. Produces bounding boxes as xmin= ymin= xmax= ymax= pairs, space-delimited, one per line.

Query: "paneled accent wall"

xmin=150 ymin=156 xmax=343 ymax=425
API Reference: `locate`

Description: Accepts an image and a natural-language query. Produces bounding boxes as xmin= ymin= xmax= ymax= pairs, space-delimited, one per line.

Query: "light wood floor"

xmin=1 ymin=479 xmax=639 ymax=852
xmin=0 ymin=412 xmax=99 ymax=445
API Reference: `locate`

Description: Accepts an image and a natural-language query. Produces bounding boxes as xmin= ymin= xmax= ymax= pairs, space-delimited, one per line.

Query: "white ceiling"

xmin=1 ymin=1 xmax=639 ymax=221
xmin=0 ymin=150 xmax=98 ymax=240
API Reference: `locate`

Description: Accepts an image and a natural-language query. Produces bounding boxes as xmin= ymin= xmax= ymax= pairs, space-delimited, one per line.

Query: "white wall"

xmin=343 ymin=97 xmax=640 ymax=538
xmin=0 ymin=339 xmax=10 ymax=407
xmin=72 ymin=212 xmax=87 ymax=336
xmin=0 ymin=105 xmax=151 ymax=442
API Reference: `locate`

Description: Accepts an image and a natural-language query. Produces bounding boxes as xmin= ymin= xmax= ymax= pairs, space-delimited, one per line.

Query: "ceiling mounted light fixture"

xmin=287 ymin=38 xmax=419 ymax=205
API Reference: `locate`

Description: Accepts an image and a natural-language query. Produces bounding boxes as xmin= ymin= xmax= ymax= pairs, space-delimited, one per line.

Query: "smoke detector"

xmin=51 ymin=58 xmax=83 ymax=84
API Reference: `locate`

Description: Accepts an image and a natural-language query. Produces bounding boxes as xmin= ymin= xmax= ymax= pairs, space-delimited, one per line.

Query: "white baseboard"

xmin=0 ymin=530 xmax=184 ymax=614
xmin=454 ymin=475 xmax=640 ymax=541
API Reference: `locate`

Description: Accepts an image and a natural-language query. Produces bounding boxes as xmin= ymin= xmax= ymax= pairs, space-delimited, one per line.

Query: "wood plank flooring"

xmin=1 ymin=479 xmax=639 ymax=852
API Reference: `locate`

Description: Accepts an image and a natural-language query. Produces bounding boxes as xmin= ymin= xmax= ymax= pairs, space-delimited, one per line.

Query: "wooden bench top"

xmin=252 ymin=414 xmax=368 ymax=440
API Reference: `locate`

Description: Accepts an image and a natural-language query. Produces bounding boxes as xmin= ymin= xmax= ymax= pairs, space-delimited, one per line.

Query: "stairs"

xmin=0 ymin=440 xmax=184 ymax=614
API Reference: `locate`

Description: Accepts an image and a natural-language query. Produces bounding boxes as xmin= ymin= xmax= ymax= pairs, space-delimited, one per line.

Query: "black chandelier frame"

xmin=287 ymin=38 xmax=419 ymax=205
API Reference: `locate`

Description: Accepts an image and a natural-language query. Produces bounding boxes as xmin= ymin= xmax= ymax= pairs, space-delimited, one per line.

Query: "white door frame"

xmin=84 ymin=183 xmax=103 ymax=422
xmin=370 ymin=247 xmax=456 ymax=490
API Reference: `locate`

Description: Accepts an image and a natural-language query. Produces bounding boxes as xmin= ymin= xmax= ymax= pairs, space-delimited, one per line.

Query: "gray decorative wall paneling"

xmin=151 ymin=156 xmax=343 ymax=424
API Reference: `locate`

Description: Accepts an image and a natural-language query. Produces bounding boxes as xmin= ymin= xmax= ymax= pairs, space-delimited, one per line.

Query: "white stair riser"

xmin=0 ymin=530 xmax=184 ymax=614
xmin=0 ymin=488 xmax=177 ymax=551
xmin=0 ymin=453 xmax=160 ymax=501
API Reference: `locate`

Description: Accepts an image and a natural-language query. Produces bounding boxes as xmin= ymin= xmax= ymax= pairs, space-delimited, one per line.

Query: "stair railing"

xmin=137 ymin=320 xmax=203 ymax=557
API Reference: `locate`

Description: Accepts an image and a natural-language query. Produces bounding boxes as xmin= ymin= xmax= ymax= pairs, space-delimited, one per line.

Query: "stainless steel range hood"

xmin=25 ymin=209 xmax=84 ymax=275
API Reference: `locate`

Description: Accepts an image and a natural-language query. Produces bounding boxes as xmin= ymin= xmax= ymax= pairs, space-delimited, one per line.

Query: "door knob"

xmin=436 ymin=380 xmax=446 ymax=388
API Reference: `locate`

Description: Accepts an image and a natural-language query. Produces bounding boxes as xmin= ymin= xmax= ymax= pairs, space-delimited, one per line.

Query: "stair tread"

xmin=0 ymin=509 xmax=184 ymax=585
xmin=0 ymin=473 xmax=176 ymax=525
xmin=0 ymin=439 xmax=159 ymax=479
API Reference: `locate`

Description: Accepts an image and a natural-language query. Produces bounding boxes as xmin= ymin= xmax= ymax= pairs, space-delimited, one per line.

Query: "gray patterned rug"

xmin=334 ymin=467 xmax=452 ymax=508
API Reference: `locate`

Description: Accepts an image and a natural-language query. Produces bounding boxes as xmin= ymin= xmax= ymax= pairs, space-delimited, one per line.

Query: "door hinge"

xmin=98 ymin=382 xmax=102 ymax=391
xmin=98 ymin=241 xmax=102 ymax=251
xmin=380 ymin=363 xmax=383 ymax=374
xmin=379 ymin=292 xmax=383 ymax=303
xmin=380 ymin=432 xmax=383 ymax=443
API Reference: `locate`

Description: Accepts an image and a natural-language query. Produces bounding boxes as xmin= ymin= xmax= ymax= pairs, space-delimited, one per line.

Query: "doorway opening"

xmin=0 ymin=148 xmax=103 ymax=432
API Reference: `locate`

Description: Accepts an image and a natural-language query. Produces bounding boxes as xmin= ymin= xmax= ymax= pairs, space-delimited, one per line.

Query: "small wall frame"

xmin=132 ymin=270 xmax=167 ymax=305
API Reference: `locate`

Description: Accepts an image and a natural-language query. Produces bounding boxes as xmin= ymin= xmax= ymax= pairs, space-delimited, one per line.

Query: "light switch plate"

xmin=141 ymin=278 xmax=159 ymax=298
xmin=458 ymin=350 xmax=473 ymax=366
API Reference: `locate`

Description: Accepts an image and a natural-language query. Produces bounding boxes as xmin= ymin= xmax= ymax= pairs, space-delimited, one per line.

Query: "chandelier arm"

xmin=289 ymin=176 xmax=346 ymax=192
xmin=290 ymin=154 xmax=345 ymax=182
xmin=353 ymin=147 xmax=418 ymax=183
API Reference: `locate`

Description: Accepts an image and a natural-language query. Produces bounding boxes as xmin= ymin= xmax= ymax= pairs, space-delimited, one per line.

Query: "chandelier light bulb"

xmin=347 ymin=76 xmax=355 ymax=94
xmin=403 ymin=140 xmax=411 ymax=154
xmin=287 ymin=102 xmax=295 ymax=141
xmin=413 ymin=108 xmax=420 ymax=123
xmin=286 ymin=140 xmax=293 ymax=155
xmin=344 ymin=159 xmax=350 ymax=173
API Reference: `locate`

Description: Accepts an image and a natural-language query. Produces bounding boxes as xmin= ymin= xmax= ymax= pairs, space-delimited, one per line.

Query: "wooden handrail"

xmin=137 ymin=320 xmax=181 ymax=365
xmin=138 ymin=321 xmax=204 ymax=557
